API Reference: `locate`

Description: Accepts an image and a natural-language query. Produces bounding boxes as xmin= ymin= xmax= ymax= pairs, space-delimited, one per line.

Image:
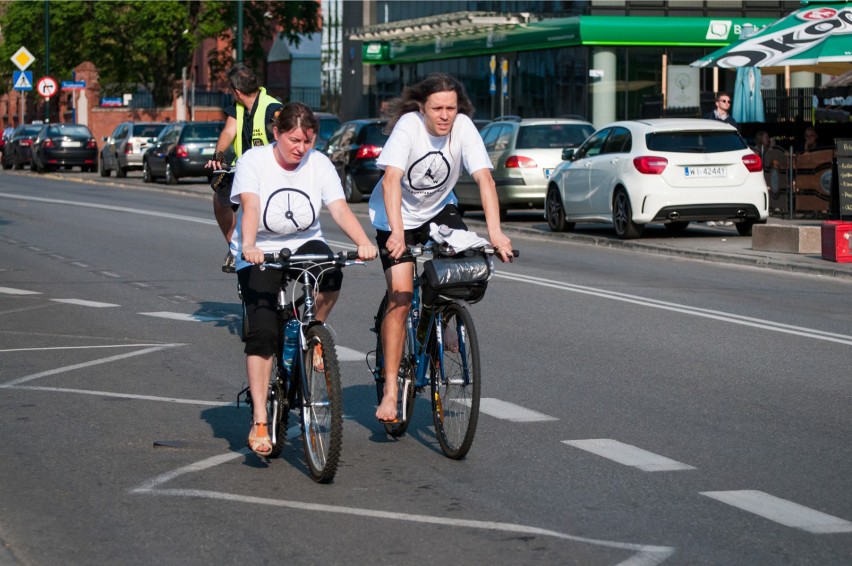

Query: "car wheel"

xmin=116 ymin=160 xmax=127 ymax=178
xmin=545 ymin=185 xmax=575 ymax=232
xmin=31 ymin=158 xmax=39 ymax=172
xmin=13 ymin=156 xmax=23 ymax=170
xmin=142 ymin=160 xmax=153 ymax=183
xmin=343 ymin=171 xmax=363 ymax=202
xmin=613 ymin=188 xmax=643 ymax=240
xmin=735 ymin=219 xmax=763 ymax=237
xmin=664 ymin=221 xmax=690 ymax=235
xmin=165 ymin=162 xmax=178 ymax=185
xmin=99 ymin=157 xmax=110 ymax=177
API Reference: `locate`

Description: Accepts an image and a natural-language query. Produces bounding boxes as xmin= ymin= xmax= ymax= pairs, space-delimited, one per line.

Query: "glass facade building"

xmin=333 ymin=1 xmax=805 ymax=125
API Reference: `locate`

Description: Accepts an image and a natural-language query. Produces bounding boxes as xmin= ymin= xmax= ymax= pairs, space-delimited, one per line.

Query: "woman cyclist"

xmin=231 ymin=102 xmax=377 ymax=456
xmin=369 ymin=73 xmax=513 ymax=424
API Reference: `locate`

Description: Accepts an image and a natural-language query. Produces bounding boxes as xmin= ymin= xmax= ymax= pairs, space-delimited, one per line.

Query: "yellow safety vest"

xmin=234 ymin=87 xmax=280 ymax=160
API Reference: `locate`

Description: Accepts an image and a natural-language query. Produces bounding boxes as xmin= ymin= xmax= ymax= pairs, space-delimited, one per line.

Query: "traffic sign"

xmin=61 ymin=81 xmax=86 ymax=90
xmin=13 ymin=71 xmax=33 ymax=91
xmin=36 ymin=76 xmax=59 ymax=99
xmin=11 ymin=46 xmax=35 ymax=71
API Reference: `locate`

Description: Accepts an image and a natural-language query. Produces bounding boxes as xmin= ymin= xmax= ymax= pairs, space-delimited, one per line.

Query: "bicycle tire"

xmin=374 ymin=294 xmax=416 ymax=437
xmin=430 ymin=302 xmax=480 ymax=459
xmin=266 ymin=355 xmax=288 ymax=459
xmin=300 ymin=324 xmax=343 ymax=483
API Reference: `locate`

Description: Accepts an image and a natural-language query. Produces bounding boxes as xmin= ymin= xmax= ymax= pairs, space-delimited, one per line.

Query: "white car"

xmin=545 ymin=119 xmax=769 ymax=238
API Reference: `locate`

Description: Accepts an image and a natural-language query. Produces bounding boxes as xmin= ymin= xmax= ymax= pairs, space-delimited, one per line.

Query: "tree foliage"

xmin=0 ymin=0 xmax=320 ymax=105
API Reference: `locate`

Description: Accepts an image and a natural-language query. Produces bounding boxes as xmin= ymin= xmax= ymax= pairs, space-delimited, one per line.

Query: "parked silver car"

xmin=100 ymin=121 xmax=168 ymax=178
xmin=454 ymin=117 xmax=594 ymax=219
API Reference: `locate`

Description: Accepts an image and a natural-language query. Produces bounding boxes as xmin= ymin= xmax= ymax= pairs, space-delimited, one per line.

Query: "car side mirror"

xmin=102 ymin=136 xmax=108 ymax=142
xmin=562 ymin=148 xmax=576 ymax=161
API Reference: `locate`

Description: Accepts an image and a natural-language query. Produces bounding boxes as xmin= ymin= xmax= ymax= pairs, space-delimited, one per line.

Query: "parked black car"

xmin=142 ymin=121 xmax=223 ymax=184
xmin=31 ymin=124 xmax=98 ymax=173
xmin=3 ymin=123 xmax=42 ymax=170
xmin=323 ymin=119 xmax=389 ymax=202
xmin=100 ymin=121 xmax=167 ymax=177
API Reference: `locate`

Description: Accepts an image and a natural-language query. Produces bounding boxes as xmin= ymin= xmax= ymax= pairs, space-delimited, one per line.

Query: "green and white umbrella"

xmin=692 ymin=1 xmax=852 ymax=76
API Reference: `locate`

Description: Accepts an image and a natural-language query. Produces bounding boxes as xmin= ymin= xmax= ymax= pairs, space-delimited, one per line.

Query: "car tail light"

xmin=633 ymin=156 xmax=668 ymax=174
xmin=505 ymin=155 xmax=537 ymax=168
xmin=175 ymin=145 xmax=189 ymax=158
xmin=355 ymin=144 xmax=382 ymax=159
xmin=742 ymin=153 xmax=762 ymax=172
xmin=124 ymin=143 xmax=133 ymax=153
xmin=43 ymin=139 xmax=55 ymax=149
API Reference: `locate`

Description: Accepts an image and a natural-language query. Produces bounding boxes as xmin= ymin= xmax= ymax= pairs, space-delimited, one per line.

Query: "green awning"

xmin=361 ymin=15 xmax=778 ymax=65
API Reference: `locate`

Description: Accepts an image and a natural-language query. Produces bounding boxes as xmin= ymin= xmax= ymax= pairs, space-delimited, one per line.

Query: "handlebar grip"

xmin=346 ymin=251 xmax=359 ymax=260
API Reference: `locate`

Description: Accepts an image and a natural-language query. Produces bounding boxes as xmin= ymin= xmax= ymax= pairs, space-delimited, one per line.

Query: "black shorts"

xmin=375 ymin=204 xmax=467 ymax=271
xmin=237 ymin=240 xmax=342 ymax=357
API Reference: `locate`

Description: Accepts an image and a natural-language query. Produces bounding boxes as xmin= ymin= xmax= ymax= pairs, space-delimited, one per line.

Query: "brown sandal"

xmin=247 ymin=422 xmax=272 ymax=456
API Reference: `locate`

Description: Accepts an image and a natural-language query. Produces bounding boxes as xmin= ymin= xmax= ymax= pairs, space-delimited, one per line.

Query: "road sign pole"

xmin=45 ymin=0 xmax=50 ymax=121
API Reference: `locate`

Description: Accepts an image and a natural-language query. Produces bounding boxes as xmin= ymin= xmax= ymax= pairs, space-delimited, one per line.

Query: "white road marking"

xmin=0 ymin=286 xmax=41 ymax=295
xmin=563 ymin=439 xmax=696 ymax=472
xmin=478 ymin=398 xmax=559 ymax=422
xmin=139 ymin=311 xmax=226 ymax=322
xmin=0 ymin=345 xmax=183 ymax=387
xmin=0 ymin=343 xmax=169 ymax=353
xmin=701 ymin=490 xmax=852 ymax=534
xmin=51 ymin=298 xmax=120 ymax=308
xmin=131 ymin=450 xmax=675 ymax=564
xmin=496 ymin=272 xmax=852 ymax=347
xmin=335 ymin=345 xmax=365 ymax=362
xmin=10 ymin=385 xmax=235 ymax=407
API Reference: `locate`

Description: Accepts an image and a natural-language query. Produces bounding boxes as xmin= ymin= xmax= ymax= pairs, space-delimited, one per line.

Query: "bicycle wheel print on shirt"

xmin=367 ymin=73 xmax=512 ymax=424
xmin=230 ymin=101 xmax=377 ymax=457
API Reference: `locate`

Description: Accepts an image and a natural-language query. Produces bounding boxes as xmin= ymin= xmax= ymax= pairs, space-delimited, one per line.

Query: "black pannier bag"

xmin=421 ymin=250 xmax=493 ymax=306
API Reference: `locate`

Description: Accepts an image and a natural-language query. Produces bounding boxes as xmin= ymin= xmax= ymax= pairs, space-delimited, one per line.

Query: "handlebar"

xmin=380 ymin=245 xmax=519 ymax=260
xmin=241 ymin=248 xmax=359 ymax=266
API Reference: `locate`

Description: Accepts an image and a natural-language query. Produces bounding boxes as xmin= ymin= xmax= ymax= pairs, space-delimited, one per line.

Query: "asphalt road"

xmin=1 ymin=169 xmax=850 ymax=565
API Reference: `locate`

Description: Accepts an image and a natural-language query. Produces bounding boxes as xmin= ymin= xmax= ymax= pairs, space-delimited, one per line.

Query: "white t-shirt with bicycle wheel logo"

xmin=230 ymin=144 xmax=344 ymax=271
xmin=369 ymin=112 xmax=491 ymax=230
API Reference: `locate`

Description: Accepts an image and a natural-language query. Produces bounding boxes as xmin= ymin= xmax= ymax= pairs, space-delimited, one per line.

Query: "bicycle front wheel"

xmin=300 ymin=324 xmax=343 ymax=483
xmin=430 ymin=302 xmax=480 ymax=459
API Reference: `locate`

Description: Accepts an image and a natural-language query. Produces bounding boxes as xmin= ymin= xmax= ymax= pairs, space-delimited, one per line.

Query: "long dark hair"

xmin=384 ymin=73 xmax=475 ymax=133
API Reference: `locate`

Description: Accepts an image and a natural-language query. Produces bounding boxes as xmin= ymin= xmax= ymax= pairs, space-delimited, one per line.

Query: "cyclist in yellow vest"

xmin=207 ymin=63 xmax=282 ymax=272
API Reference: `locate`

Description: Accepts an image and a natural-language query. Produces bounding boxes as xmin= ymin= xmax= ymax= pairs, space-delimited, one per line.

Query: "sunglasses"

xmin=719 ymin=99 xmax=731 ymax=104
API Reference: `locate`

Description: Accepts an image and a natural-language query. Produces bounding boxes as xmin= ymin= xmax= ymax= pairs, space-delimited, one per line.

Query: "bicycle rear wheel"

xmin=430 ymin=302 xmax=480 ymax=459
xmin=373 ymin=294 xmax=416 ymax=437
xmin=300 ymin=324 xmax=342 ymax=483
xmin=266 ymin=355 xmax=288 ymax=459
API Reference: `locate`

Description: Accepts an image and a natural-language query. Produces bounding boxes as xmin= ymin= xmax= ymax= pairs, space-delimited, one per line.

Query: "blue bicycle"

xmin=369 ymin=244 xmax=515 ymax=459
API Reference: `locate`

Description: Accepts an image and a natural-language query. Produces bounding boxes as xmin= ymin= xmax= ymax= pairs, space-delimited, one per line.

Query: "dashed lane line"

xmin=51 ymin=298 xmax=120 ymax=308
xmin=563 ymin=439 xmax=696 ymax=472
xmin=479 ymin=398 xmax=559 ymax=422
xmin=0 ymin=286 xmax=41 ymax=295
xmin=139 ymin=311 xmax=229 ymax=322
xmin=701 ymin=490 xmax=852 ymax=534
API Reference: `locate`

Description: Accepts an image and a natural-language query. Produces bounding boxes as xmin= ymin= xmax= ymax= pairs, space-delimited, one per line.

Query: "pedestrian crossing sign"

xmin=13 ymin=71 xmax=33 ymax=91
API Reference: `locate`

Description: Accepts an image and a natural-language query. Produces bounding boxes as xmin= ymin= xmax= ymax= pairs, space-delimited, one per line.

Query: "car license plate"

xmin=63 ymin=141 xmax=82 ymax=148
xmin=684 ymin=166 xmax=726 ymax=178
xmin=201 ymin=147 xmax=214 ymax=156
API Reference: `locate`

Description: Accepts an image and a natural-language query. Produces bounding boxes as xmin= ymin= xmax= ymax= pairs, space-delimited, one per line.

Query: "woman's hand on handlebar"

xmin=356 ymin=244 xmax=379 ymax=262
xmin=241 ymin=245 xmax=265 ymax=265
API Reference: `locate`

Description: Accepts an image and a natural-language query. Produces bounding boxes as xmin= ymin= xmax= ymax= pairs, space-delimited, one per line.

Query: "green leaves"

xmin=0 ymin=0 xmax=320 ymax=104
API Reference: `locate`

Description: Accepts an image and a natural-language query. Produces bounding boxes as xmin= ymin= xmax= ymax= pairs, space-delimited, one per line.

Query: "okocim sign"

xmin=693 ymin=4 xmax=852 ymax=72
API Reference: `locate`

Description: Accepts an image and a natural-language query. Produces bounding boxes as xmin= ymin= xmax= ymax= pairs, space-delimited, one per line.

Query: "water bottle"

xmin=282 ymin=318 xmax=300 ymax=376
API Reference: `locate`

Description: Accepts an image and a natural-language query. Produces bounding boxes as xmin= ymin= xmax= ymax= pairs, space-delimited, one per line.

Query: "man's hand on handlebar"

xmin=385 ymin=231 xmax=408 ymax=260
xmin=490 ymin=232 xmax=514 ymax=263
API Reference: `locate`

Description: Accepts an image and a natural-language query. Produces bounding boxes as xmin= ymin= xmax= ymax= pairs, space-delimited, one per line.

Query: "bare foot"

xmin=376 ymin=395 xmax=398 ymax=423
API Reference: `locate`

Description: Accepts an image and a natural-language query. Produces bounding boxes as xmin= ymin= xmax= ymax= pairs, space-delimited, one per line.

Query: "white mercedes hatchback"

xmin=545 ymin=119 xmax=769 ymax=239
